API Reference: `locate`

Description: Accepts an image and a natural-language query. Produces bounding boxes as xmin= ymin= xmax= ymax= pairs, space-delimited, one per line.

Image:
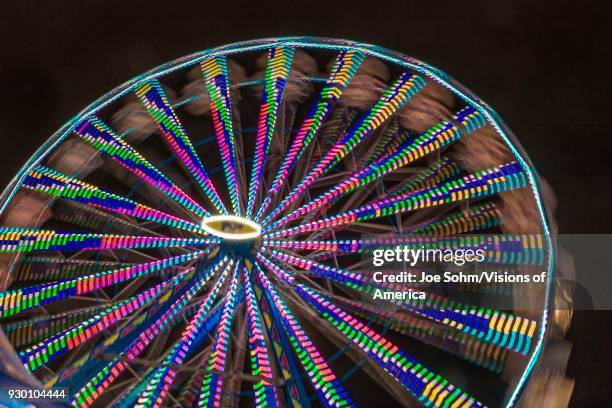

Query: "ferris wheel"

xmin=0 ymin=38 xmax=556 ymax=408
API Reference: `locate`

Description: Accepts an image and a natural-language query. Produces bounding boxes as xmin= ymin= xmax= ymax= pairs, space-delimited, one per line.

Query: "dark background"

xmin=0 ymin=0 xmax=609 ymax=406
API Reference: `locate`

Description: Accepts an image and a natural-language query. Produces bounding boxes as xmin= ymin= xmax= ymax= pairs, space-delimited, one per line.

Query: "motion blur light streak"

xmin=0 ymin=38 xmax=554 ymax=408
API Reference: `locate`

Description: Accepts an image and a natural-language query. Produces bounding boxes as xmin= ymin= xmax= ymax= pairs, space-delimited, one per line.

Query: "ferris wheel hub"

xmin=201 ymin=214 xmax=262 ymax=241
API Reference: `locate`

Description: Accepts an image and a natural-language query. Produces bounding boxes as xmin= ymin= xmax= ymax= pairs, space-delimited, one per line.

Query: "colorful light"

xmin=199 ymin=260 xmax=242 ymax=407
xmin=134 ymin=260 xmax=234 ymax=408
xmin=0 ymin=250 xmax=205 ymax=318
xmin=262 ymin=71 xmax=426 ymax=226
xmin=247 ymin=46 xmax=294 ymax=218
xmin=20 ymin=269 xmax=192 ymax=372
xmin=71 ymin=257 xmax=229 ymax=407
xmin=201 ymin=56 xmax=243 ymax=215
xmin=265 ymin=162 xmax=527 ymax=239
xmin=24 ymin=165 xmax=206 ymax=234
xmin=75 ymin=116 xmax=209 ymax=217
xmin=0 ymin=227 xmax=217 ymax=253
xmin=255 ymin=49 xmax=365 ymax=222
xmin=135 ymin=79 xmax=227 ymax=214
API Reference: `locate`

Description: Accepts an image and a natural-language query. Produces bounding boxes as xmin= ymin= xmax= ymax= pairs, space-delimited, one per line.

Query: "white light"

xmin=201 ymin=215 xmax=262 ymax=241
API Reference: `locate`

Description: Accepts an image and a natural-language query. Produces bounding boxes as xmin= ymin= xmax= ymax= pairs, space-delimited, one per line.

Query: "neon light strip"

xmin=0 ymin=250 xmax=203 ymax=318
xmin=265 ymin=162 xmax=527 ymax=239
xmin=134 ymin=260 xmax=234 ymax=408
xmin=296 ymin=285 xmax=485 ymax=408
xmin=199 ymin=261 xmax=242 ymax=408
xmin=262 ymin=72 xmax=426 ymax=226
xmin=20 ymin=269 xmax=191 ymax=372
xmin=266 ymin=107 xmax=483 ymax=231
xmin=246 ymin=46 xmax=295 ymax=218
xmin=243 ymin=265 xmax=279 ymax=407
xmin=135 ymin=79 xmax=227 ymax=214
xmin=71 ymin=257 xmax=228 ymax=407
xmin=253 ymin=263 xmax=354 ymax=408
xmin=251 ymin=264 xmax=305 ymax=406
xmin=201 ymin=56 xmax=242 ymax=215
xmin=0 ymin=227 xmax=216 ymax=253
xmin=75 ymin=116 xmax=208 ymax=217
xmin=255 ymin=50 xmax=365 ymax=222
xmin=24 ymin=165 xmax=206 ymax=234
xmin=296 ymin=156 xmax=460 ymax=243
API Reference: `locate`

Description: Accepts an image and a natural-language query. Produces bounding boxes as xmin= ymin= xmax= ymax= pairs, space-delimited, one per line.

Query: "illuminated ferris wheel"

xmin=0 ymin=38 xmax=555 ymax=407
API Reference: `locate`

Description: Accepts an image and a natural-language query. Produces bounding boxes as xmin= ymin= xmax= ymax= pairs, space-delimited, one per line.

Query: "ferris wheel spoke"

xmin=253 ymin=262 xmax=355 ymax=408
xmin=262 ymin=72 xmax=426 ymax=226
xmin=363 ymin=118 xmax=403 ymax=165
xmin=306 ymin=199 xmax=501 ymax=261
xmin=242 ymin=263 xmax=280 ymax=407
xmin=69 ymin=256 xmax=229 ymax=407
xmin=306 ymin=203 xmax=503 ymax=263
xmin=264 ymin=249 xmax=362 ymax=290
xmin=135 ymin=79 xmax=228 ymax=215
xmin=19 ymin=268 xmax=193 ymax=373
xmin=198 ymin=260 xmax=242 ymax=407
xmin=259 ymin=249 xmax=538 ymax=355
xmin=175 ymin=351 xmax=212 ymax=407
xmin=74 ymin=116 xmax=209 ymax=218
xmin=298 ymin=158 xmax=463 ymax=241
xmin=0 ymin=250 xmax=204 ymax=319
xmin=23 ymin=165 xmax=207 ymax=235
xmin=245 ymin=264 xmax=308 ymax=406
xmin=295 ymin=285 xmax=486 ymax=408
xmin=335 ymin=296 xmax=509 ymax=373
xmin=245 ymin=46 xmax=295 ymax=218
xmin=133 ymin=260 xmax=234 ymax=408
xmin=266 ymin=106 xmax=485 ymax=232
xmin=255 ymin=50 xmax=366 ymax=222
xmin=265 ymin=162 xmax=527 ymax=239
xmin=257 ymin=253 xmax=485 ymax=407
xmin=201 ymin=56 xmax=244 ymax=215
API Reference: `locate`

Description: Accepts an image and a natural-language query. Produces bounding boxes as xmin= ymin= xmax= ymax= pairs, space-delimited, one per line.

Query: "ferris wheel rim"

xmin=0 ymin=37 xmax=555 ymax=408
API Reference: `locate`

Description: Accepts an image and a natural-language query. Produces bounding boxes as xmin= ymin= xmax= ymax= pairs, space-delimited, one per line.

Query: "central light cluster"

xmin=201 ymin=214 xmax=262 ymax=241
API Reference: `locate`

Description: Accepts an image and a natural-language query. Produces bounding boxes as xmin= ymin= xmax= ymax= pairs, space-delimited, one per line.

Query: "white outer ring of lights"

xmin=201 ymin=215 xmax=262 ymax=241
